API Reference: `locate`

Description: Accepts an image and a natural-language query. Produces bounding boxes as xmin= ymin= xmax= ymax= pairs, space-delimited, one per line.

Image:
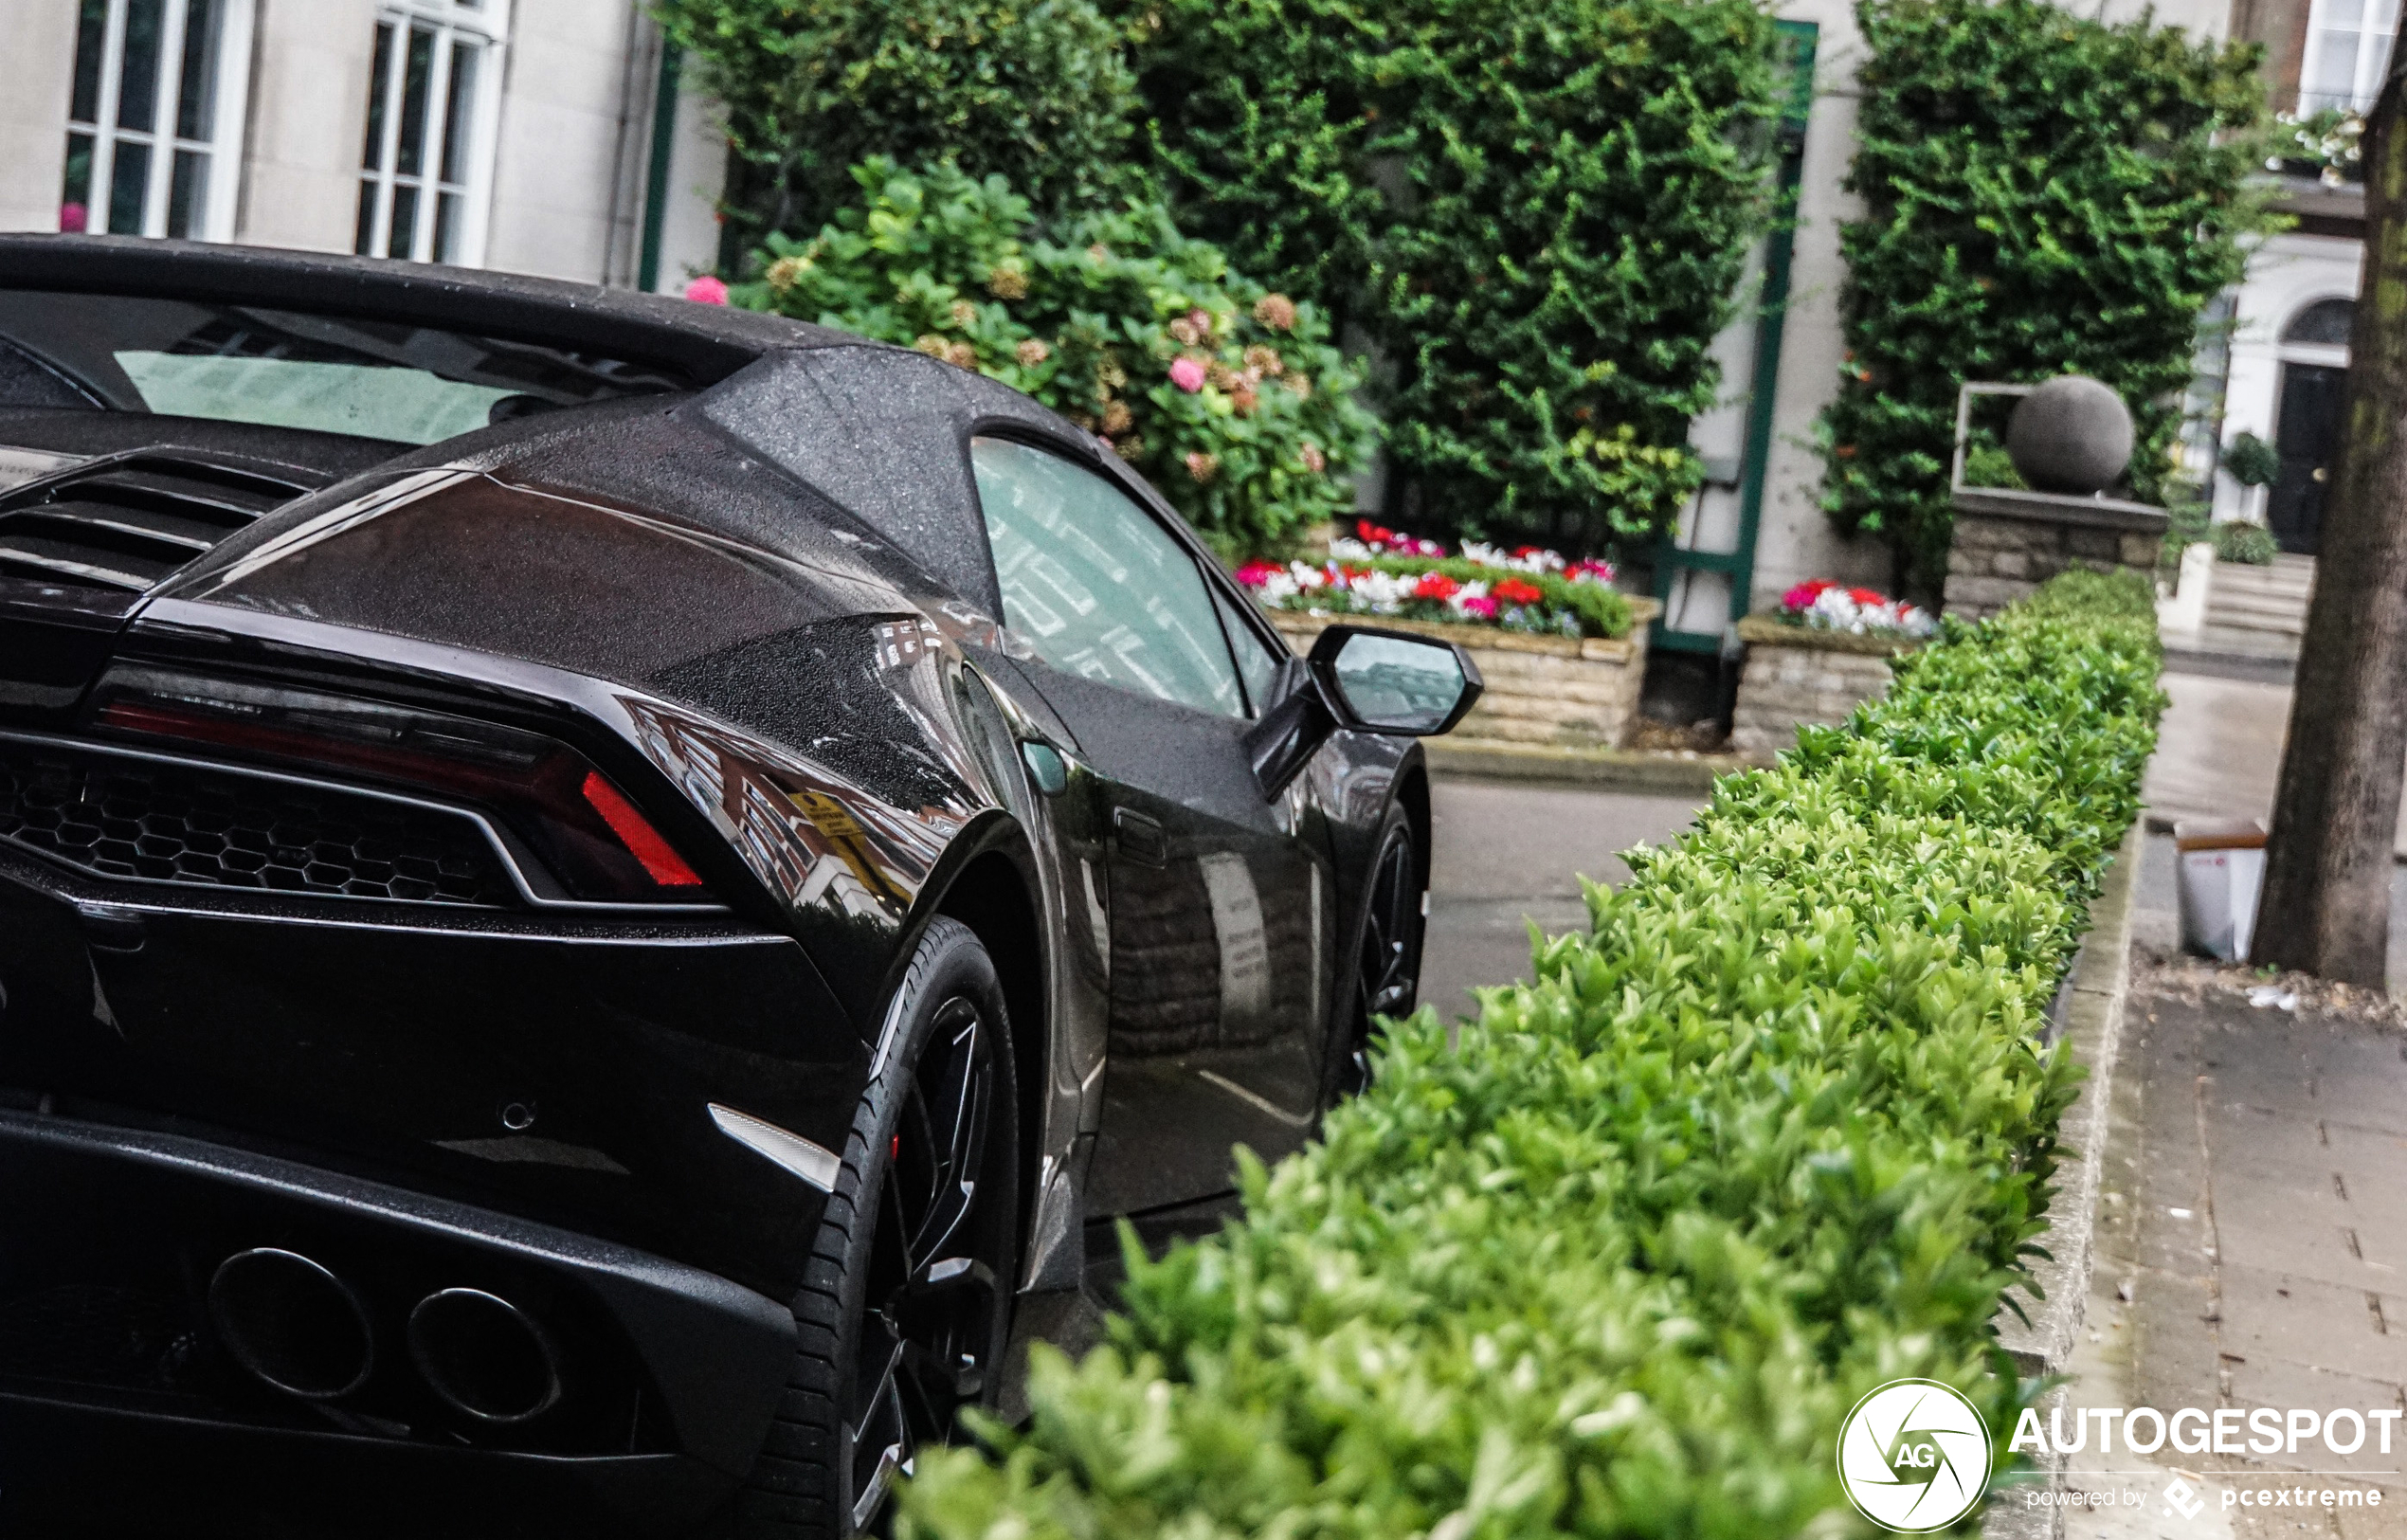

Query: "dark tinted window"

xmin=2283 ymin=298 xmax=2355 ymax=348
xmin=970 ymin=436 xmax=1245 ymax=717
xmin=0 ymin=290 xmax=685 ymax=444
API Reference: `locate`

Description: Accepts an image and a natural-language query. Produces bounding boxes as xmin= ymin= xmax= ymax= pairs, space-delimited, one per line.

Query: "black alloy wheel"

xmin=739 ymin=917 xmax=1021 ymax=1540
xmin=1331 ymin=806 xmax=1425 ymax=1101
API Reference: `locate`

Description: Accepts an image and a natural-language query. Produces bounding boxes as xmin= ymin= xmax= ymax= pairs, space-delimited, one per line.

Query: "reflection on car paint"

xmin=620 ymin=692 xmax=968 ymax=925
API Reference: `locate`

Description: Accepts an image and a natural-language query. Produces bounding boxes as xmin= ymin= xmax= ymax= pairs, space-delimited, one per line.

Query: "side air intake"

xmin=0 ymin=452 xmax=315 ymax=594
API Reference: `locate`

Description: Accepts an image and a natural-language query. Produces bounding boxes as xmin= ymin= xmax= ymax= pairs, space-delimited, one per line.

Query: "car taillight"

xmin=85 ymin=665 xmax=708 ymax=904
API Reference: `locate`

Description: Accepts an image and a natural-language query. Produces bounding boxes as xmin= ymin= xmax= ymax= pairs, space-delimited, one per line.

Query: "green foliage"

xmin=896 ymin=571 xmax=2163 ymax=1540
xmin=732 ymin=161 xmax=1378 ymax=557
xmin=658 ymin=0 xmax=1137 ymax=242
xmin=2213 ymin=519 xmax=2278 ymax=565
xmin=1819 ymin=0 xmax=2274 ymax=587
xmin=2272 ymin=106 xmax=2363 ymax=184
xmin=2159 ymin=482 xmax=2211 ymax=571
xmin=1122 ymin=0 xmax=1788 ymax=547
xmin=2222 ymin=430 xmax=2282 ymax=488
xmin=1962 ymin=441 xmax=2027 ymax=490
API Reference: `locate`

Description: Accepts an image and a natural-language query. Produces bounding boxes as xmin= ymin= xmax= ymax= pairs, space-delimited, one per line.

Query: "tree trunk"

xmin=2253 ymin=76 xmax=2407 ymax=986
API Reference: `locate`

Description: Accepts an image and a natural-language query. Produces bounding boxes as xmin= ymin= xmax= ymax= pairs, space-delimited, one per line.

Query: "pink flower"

xmin=1458 ymin=596 xmax=1498 ymax=620
xmin=684 ymin=276 xmax=729 ymax=305
xmin=59 ymin=202 xmax=86 ymax=233
xmin=1168 ymin=357 xmax=1207 ymax=392
xmin=1783 ymin=578 xmax=1837 ymax=612
xmin=1234 ymin=560 xmax=1281 ymax=588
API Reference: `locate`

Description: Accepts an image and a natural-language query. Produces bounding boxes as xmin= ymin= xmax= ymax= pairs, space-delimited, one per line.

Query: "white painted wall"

xmin=649 ymin=55 xmax=728 ymax=293
xmin=2213 ymin=230 xmax=2362 ymax=523
xmin=1728 ymin=0 xmax=1896 ymax=610
xmin=0 ymin=0 xmax=714 ymax=287
xmin=237 ymin=0 xmax=381 ymax=252
xmin=0 ymin=0 xmax=82 ymax=233
xmin=485 ymin=0 xmax=646 ymax=282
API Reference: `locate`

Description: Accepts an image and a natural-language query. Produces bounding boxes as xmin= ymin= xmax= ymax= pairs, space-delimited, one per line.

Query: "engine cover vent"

xmin=0 ymin=452 xmax=317 ymax=594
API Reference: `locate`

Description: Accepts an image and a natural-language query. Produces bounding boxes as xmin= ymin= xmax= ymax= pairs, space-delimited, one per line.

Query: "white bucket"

xmin=2175 ymin=819 xmax=2267 ymax=962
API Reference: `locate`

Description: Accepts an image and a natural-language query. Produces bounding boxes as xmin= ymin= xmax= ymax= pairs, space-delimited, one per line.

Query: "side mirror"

xmin=1308 ymin=625 xmax=1483 ymax=736
xmin=1242 ymin=625 xmax=1484 ymax=798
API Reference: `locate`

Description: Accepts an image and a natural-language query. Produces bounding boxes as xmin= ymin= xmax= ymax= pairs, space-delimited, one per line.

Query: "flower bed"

xmin=903 ymin=571 xmax=2164 ymax=1540
xmin=1729 ymin=581 xmax=1934 ymax=758
xmin=1773 ymin=577 xmax=1937 ymax=639
xmin=1236 ymin=522 xmax=1634 ymax=641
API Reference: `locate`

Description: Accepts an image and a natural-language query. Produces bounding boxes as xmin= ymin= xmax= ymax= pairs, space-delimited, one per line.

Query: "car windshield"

xmin=0 ymin=290 xmax=686 ymax=446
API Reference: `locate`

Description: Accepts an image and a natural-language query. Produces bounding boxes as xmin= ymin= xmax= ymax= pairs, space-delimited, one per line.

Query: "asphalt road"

xmin=1416 ymin=776 xmax=1705 ymax=1023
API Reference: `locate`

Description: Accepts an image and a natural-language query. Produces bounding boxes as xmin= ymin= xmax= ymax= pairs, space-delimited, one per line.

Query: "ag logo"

xmin=1837 ymin=1379 xmax=1993 ymax=1532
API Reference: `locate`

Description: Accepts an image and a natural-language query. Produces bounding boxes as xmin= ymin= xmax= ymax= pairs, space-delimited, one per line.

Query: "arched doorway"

xmin=2268 ymin=297 xmax=2354 ymax=554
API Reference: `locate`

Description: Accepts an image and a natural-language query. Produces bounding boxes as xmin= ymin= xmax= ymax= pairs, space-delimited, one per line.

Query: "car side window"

xmin=970 ymin=437 xmax=1247 ymax=718
xmin=1212 ymin=584 xmax=1288 ymax=715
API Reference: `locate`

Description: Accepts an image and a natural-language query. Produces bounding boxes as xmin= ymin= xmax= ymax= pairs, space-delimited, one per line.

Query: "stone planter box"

xmin=1728 ymin=614 xmax=1917 ymax=759
xmin=1943 ymin=487 xmax=2169 ymax=622
xmin=1270 ymin=599 xmax=1660 ymax=751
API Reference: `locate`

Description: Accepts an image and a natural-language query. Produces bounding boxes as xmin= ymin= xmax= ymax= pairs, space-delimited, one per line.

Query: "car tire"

xmin=1323 ymin=799 xmax=1426 ymax=1105
xmin=735 ymin=916 xmax=1023 ymax=1539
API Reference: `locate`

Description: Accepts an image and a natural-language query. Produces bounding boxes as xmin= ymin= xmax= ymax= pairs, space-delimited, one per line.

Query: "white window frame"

xmin=354 ymin=0 xmax=509 ymax=266
xmin=64 ymin=0 xmax=256 ymax=240
xmin=2298 ymin=0 xmax=2398 ymax=113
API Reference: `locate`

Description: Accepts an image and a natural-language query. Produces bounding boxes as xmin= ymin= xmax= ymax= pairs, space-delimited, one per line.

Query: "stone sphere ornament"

xmin=2004 ymin=375 xmax=2135 ymax=496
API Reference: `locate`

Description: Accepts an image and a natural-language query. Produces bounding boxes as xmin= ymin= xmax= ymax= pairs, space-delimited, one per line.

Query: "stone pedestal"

xmin=1943 ymin=488 xmax=2168 ymax=621
xmin=1271 ymin=600 xmax=1660 ymax=751
xmin=1728 ymin=615 xmax=1915 ymax=759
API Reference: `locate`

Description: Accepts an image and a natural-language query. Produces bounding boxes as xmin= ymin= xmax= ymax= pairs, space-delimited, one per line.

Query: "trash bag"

xmin=2176 ymin=819 xmax=2267 ymax=963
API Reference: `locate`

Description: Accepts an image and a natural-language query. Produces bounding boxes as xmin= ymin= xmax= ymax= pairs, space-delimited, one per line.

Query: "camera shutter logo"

xmin=1837 ymin=1379 xmax=1994 ymax=1532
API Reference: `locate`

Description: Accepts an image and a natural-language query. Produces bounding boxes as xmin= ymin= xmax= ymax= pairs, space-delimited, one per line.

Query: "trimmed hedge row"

xmin=905 ymin=569 xmax=2163 ymax=1539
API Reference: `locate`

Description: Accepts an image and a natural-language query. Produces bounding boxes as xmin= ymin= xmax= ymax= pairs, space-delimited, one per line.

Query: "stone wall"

xmin=1272 ymin=601 xmax=1659 ymax=752
xmin=1943 ymin=488 xmax=2168 ymax=622
xmin=1728 ymin=616 xmax=1909 ymax=759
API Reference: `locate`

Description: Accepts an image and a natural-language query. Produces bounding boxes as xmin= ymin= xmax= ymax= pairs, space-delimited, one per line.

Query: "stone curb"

xmin=1982 ymin=820 xmax=2146 ymax=1540
xmin=1422 ymin=737 xmax=1758 ymax=793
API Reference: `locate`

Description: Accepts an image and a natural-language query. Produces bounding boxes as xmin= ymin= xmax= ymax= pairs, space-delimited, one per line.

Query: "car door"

xmin=965 ymin=435 xmax=1335 ymax=1216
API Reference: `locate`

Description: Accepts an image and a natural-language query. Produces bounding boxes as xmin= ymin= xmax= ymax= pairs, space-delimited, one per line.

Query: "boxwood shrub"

xmin=899 ymin=569 xmax=2163 ymax=1540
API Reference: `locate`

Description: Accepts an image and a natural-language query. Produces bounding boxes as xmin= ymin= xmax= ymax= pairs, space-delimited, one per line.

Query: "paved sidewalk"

xmin=2142 ymin=671 xmax=2407 ymax=866
xmin=2028 ymin=944 xmax=2407 ymax=1540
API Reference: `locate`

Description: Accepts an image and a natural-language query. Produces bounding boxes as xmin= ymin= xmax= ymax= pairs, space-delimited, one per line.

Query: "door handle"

xmin=1113 ymin=807 xmax=1167 ymax=867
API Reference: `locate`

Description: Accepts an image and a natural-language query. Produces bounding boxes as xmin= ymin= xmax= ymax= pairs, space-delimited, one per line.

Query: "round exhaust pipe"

xmin=208 ymin=1248 xmax=375 ymax=1401
xmin=407 ymin=1288 xmax=562 ymax=1424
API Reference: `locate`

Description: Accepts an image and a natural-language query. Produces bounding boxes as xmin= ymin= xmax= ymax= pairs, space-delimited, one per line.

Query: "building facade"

xmin=2206 ymin=0 xmax=2392 ymax=554
xmin=0 ymin=0 xmax=2372 ymax=603
xmin=0 ymin=0 xmax=726 ymax=293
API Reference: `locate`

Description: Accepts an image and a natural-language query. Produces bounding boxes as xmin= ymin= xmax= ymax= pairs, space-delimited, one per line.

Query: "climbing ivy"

xmin=659 ymin=0 xmax=1139 ymax=246
xmin=1124 ymin=0 xmax=1788 ymax=548
xmin=1819 ymin=0 xmax=2274 ymax=589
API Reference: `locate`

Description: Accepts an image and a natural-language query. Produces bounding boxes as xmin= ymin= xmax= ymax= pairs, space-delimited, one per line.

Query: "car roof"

xmin=0 ymin=235 xmax=844 ymax=389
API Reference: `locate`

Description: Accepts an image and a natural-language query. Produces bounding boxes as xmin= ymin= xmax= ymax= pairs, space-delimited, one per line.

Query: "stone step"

xmin=2208 ymin=590 xmax=2310 ymax=621
xmin=2204 ymin=563 xmax=2301 ymax=591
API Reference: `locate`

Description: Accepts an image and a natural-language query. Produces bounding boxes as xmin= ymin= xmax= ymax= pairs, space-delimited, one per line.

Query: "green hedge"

xmin=1819 ymin=0 xmax=2271 ymax=589
xmin=901 ymin=569 xmax=2163 ymax=1540
xmin=660 ymin=0 xmax=1138 ymax=244
xmin=1124 ymin=0 xmax=1787 ymax=549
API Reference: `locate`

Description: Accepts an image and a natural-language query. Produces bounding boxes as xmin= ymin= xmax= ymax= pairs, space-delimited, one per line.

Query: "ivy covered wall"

xmin=1818 ymin=0 xmax=2272 ymax=591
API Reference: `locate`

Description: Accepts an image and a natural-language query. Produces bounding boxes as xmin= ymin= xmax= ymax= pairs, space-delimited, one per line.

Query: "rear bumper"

xmin=0 ymin=1104 xmax=793 ymax=1531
